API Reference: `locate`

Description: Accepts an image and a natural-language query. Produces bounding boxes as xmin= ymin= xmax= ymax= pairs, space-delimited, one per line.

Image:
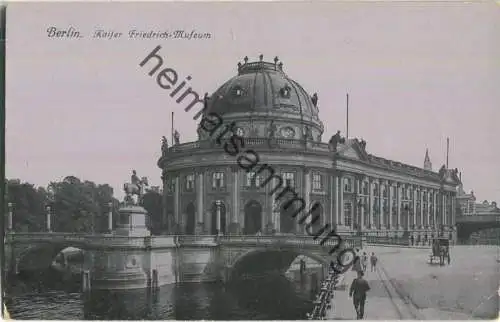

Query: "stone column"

xmin=451 ymin=194 xmax=456 ymax=226
xmin=334 ymin=175 xmax=340 ymax=225
xmin=359 ymin=177 xmax=365 ymax=229
xmin=304 ymin=168 xmax=312 ymax=225
xmin=329 ymin=174 xmax=334 ymax=226
xmin=339 ymin=173 xmax=344 ymax=226
xmin=174 ymin=176 xmax=180 ymax=226
xmin=433 ymin=190 xmax=437 ymax=229
xmin=232 ymin=168 xmax=240 ymax=230
xmin=420 ymin=188 xmax=424 ymax=228
xmin=46 ymin=205 xmax=52 ymax=232
xmin=388 ymin=182 xmax=393 ymax=229
xmin=379 ymin=179 xmax=384 ymax=229
xmin=7 ymin=202 xmax=13 ymax=231
xmin=108 ymin=202 xmax=113 ymax=232
xmin=369 ymin=178 xmax=374 ymax=229
xmin=439 ymin=191 xmax=446 ymax=225
xmin=397 ymin=183 xmax=402 ymax=229
xmin=196 ymin=171 xmax=204 ymax=224
xmin=216 ymin=200 xmax=222 ymax=235
xmin=412 ymin=186 xmax=417 ymax=228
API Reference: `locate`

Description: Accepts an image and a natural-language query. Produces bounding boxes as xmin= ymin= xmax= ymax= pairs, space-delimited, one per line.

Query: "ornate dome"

xmin=198 ymin=56 xmax=324 ymax=142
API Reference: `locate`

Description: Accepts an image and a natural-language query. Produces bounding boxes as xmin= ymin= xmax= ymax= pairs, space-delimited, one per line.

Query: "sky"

xmin=5 ymin=2 xmax=500 ymax=202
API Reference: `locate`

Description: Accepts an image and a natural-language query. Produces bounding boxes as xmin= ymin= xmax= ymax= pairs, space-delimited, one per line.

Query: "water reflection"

xmin=7 ymin=269 xmax=324 ymax=320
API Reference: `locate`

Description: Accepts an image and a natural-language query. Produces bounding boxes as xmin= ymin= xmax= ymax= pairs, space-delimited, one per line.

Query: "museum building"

xmin=157 ymin=56 xmax=461 ymax=241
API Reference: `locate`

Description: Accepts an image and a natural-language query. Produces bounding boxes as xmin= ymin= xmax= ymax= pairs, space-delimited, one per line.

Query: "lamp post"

xmin=46 ymin=205 xmax=52 ymax=232
xmin=108 ymin=202 xmax=113 ymax=233
xmin=7 ymin=202 xmax=13 ymax=231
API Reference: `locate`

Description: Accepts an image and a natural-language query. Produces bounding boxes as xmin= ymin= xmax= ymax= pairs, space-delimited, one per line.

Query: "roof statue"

xmin=328 ymin=130 xmax=345 ymax=151
xmin=124 ymin=170 xmax=149 ymax=206
xmin=161 ymin=136 xmax=169 ymax=156
xmin=359 ymin=139 xmax=367 ymax=151
xmin=311 ymin=93 xmax=318 ymax=107
xmin=174 ymin=130 xmax=180 ymax=145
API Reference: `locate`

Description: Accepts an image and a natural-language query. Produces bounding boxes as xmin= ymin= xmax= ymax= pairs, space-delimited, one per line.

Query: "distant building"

xmin=157 ymin=56 xmax=461 ymax=240
xmin=456 ymin=179 xmax=499 ymax=217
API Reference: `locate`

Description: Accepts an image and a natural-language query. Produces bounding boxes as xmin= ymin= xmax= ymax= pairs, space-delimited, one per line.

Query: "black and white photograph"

xmin=2 ymin=2 xmax=499 ymax=320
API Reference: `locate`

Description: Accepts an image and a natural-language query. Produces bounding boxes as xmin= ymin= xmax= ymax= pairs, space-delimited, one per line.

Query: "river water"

xmin=5 ymin=269 xmax=323 ymax=320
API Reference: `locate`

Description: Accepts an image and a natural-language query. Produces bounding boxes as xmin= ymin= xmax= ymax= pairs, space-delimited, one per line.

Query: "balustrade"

xmin=163 ymin=138 xmax=331 ymax=157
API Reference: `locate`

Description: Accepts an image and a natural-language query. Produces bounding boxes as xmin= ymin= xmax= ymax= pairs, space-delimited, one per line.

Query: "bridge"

xmin=456 ymin=213 xmax=500 ymax=242
xmin=5 ymin=230 xmax=361 ymax=291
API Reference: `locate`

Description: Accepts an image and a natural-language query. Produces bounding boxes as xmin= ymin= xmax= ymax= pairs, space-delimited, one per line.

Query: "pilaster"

xmin=369 ymin=178 xmax=374 ymax=229
xmin=174 ymin=176 xmax=180 ymax=226
xmin=397 ymin=183 xmax=402 ymax=229
xmin=379 ymin=179 xmax=384 ymax=229
xmin=388 ymin=181 xmax=394 ymax=229
xmin=339 ymin=173 xmax=344 ymax=226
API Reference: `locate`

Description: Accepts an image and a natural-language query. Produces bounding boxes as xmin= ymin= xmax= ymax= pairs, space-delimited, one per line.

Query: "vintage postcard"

xmin=2 ymin=1 xmax=499 ymax=320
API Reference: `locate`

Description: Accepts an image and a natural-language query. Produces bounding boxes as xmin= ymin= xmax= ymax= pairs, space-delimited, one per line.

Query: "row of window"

xmin=167 ymin=171 xmax=326 ymax=193
xmin=343 ymin=201 xmax=447 ymax=227
xmin=170 ymin=173 xmax=448 ymax=198
xmin=343 ymin=177 xmax=440 ymax=203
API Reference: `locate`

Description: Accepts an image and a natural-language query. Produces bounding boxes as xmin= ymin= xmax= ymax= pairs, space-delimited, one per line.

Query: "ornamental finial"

xmin=274 ymin=56 xmax=279 ymax=64
xmin=259 ymin=54 xmax=263 ymax=61
xmin=243 ymin=56 xmax=249 ymax=64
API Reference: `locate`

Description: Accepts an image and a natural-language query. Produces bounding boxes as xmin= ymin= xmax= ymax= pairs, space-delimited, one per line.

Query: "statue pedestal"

xmin=115 ymin=205 xmax=151 ymax=237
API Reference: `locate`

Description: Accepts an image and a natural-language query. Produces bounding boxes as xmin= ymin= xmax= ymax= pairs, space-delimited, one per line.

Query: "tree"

xmin=49 ymin=176 xmax=119 ymax=233
xmin=5 ymin=179 xmax=47 ymax=232
xmin=142 ymin=190 xmax=163 ymax=235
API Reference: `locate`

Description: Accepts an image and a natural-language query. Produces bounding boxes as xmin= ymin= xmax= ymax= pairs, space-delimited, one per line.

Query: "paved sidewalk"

xmin=326 ymin=269 xmax=406 ymax=320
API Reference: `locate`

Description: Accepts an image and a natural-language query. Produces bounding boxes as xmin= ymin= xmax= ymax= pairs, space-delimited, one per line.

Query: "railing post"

xmin=108 ymin=202 xmax=113 ymax=233
xmin=46 ymin=205 xmax=52 ymax=232
xmin=7 ymin=202 xmax=13 ymax=231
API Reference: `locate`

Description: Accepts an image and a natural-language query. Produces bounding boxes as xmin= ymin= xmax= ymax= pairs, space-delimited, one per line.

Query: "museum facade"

xmin=157 ymin=56 xmax=461 ymax=241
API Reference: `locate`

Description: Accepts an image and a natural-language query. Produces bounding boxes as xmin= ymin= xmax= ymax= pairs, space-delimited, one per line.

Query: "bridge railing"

xmin=218 ymin=234 xmax=361 ymax=250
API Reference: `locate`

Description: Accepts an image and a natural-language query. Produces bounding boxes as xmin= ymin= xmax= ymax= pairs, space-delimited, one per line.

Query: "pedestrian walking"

xmin=349 ymin=270 xmax=371 ymax=319
xmin=352 ymin=253 xmax=362 ymax=274
xmin=370 ymin=253 xmax=377 ymax=272
xmin=362 ymin=252 xmax=368 ymax=272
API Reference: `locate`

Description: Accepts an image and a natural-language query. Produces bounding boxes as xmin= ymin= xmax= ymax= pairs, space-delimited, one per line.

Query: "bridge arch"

xmin=15 ymin=242 xmax=87 ymax=275
xmin=244 ymin=200 xmax=262 ymax=235
xmin=185 ymin=202 xmax=196 ymax=235
xmin=226 ymin=247 xmax=329 ymax=281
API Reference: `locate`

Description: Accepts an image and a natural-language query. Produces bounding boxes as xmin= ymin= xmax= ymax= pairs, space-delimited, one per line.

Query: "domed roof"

xmin=204 ymin=56 xmax=320 ymax=122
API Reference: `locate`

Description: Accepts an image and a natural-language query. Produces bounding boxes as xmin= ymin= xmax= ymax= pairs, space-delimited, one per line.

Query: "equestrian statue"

xmin=123 ymin=170 xmax=149 ymax=205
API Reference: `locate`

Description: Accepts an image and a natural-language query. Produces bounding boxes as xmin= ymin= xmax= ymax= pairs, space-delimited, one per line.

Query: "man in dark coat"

xmin=349 ymin=270 xmax=371 ymax=319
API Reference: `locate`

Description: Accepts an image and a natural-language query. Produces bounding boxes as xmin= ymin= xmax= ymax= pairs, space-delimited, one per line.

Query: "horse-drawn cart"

xmin=429 ymin=238 xmax=450 ymax=265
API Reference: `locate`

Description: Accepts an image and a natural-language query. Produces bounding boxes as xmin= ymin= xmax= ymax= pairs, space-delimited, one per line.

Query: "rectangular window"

xmin=167 ymin=179 xmax=175 ymax=193
xmin=283 ymin=172 xmax=295 ymax=188
xmin=212 ymin=172 xmax=225 ymax=189
xmin=344 ymin=202 xmax=352 ymax=227
xmin=382 ymin=184 xmax=388 ymax=198
xmin=185 ymin=174 xmax=195 ymax=191
xmin=343 ymin=177 xmax=353 ymax=192
xmin=362 ymin=182 xmax=369 ymax=195
xmin=312 ymin=173 xmax=323 ymax=190
xmin=245 ymin=172 xmax=261 ymax=187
